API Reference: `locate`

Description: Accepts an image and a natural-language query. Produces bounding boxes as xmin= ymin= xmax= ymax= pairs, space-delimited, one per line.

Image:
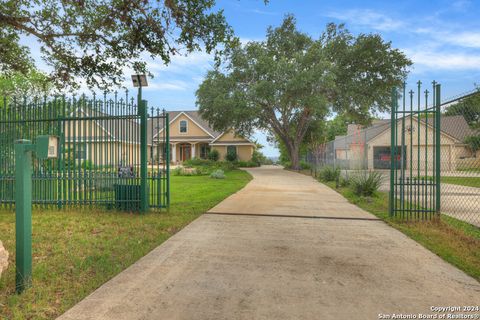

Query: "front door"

xmin=179 ymin=144 xmax=191 ymax=162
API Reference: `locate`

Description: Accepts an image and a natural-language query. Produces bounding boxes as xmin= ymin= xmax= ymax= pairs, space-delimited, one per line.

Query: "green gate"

xmin=0 ymin=91 xmax=170 ymax=211
xmin=389 ymin=81 xmax=441 ymax=220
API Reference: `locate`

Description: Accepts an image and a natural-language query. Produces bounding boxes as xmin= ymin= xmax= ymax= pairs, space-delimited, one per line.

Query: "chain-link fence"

xmin=306 ymin=92 xmax=480 ymax=227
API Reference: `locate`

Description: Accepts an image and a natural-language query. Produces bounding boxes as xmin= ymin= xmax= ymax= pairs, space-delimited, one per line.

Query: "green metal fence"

xmin=0 ymin=91 xmax=170 ymax=211
xmin=305 ymin=83 xmax=480 ymax=227
xmin=389 ymin=81 xmax=441 ymax=220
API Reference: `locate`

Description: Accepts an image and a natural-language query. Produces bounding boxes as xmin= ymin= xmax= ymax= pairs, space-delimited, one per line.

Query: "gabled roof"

xmin=425 ymin=115 xmax=474 ymax=142
xmin=334 ymin=121 xmax=391 ymax=149
xmin=148 ymin=111 xmax=223 ymax=143
xmin=71 ymin=107 xmax=141 ymax=144
xmin=332 ymin=115 xmax=473 ymax=149
xmin=210 ymin=129 xmax=255 ymax=145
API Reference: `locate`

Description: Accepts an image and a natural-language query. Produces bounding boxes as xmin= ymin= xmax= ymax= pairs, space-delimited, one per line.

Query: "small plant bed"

xmin=320 ymin=180 xmax=480 ymax=282
xmin=0 ymin=170 xmax=252 ymax=319
xmin=176 ymin=158 xmax=260 ymax=177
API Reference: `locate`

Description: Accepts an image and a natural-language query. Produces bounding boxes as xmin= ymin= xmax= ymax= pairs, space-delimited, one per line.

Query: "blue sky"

xmin=29 ymin=0 xmax=480 ymax=157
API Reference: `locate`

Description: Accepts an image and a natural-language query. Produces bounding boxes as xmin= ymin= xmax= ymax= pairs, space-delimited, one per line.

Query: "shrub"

xmin=81 ymin=160 xmax=94 ymax=170
xmin=300 ymin=161 xmax=311 ymax=170
xmin=252 ymin=150 xmax=273 ymax=166
xmin=338 ymin=174 xmax=350 ymax=187
xmin=208 ymin=149 xmax=220 ymax=161
xmin=465 ymin=135 xmax=480 ymax=153
xmin=318 ymin=166 xmax=340 ymax=182
xmin=210 ymin=169 xmax=225 ymax=179
xmin=172 ymin=167 xmax=205 ymax=176
xmin=349 ymin=171 xmax=383 ymax=197
xmin=226 ymin=150 xmax=237 ymax=162
xmin=236 ymin=160 xmax=260 ymax=168
xmin=184 ymin=158 xmax=213 ymax=167
xmin=279 ymin=160 xmax=290 ymax=169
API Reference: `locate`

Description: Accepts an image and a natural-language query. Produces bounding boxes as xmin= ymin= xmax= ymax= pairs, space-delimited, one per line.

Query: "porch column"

xmin=171 ymin=143 xmax=177 ymax=163
xmin=191 ymin=143 xmax=197 ymax=159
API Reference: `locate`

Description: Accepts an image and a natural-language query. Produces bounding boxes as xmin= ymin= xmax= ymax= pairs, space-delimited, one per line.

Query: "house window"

xmin=179 ymin=120 xmax=187 ymax=133
xmin=200 ymin=144 xmax=210 ymax=159
xmin=227 ymin=145 xmax=237 ymax=157
xmin=75 ymin=143 xmax=87 ymax=160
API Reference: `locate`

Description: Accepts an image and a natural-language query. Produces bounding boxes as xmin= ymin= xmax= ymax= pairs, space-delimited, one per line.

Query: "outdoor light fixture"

xmin=131 ymin=74 xmax=148 ymax=87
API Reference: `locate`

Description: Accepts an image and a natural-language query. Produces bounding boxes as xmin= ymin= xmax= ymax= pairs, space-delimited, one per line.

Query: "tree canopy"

xmin=444 ymin=90 xmax=480 ymax=129
xmin=0 ymin=0 xmax=236 ymax=89
xmin=196 ymin=15 xmax=411 ymax=169
xmin=0 ymin=69 xmax=52 ymax=97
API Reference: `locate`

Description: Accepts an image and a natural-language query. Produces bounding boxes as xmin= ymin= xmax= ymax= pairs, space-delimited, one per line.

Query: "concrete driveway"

xmin=58 ymin=166 xmax=480 ymax=320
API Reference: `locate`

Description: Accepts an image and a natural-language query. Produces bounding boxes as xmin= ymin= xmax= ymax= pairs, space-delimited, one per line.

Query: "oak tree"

xmin=196 ymin=15 xmax=411 ymax=169
xmin=0 ymin=0 xmax=235 ymax=89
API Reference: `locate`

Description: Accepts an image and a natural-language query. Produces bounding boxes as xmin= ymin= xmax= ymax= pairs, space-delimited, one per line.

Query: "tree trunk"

xmin=284 ymin=139 xmax=300 ymax=170
xmin=290 ymin=148 xmax=300 ymax=170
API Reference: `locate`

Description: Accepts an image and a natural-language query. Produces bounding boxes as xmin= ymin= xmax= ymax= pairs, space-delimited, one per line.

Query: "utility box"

xmin=35 ymin=135 xmax=59 ymax=159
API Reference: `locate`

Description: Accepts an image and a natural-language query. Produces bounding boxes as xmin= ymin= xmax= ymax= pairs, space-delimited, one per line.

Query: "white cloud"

xmin=145 ymin=51 xmax=213 ymax=74
xmin=326 ymin=9 xmax=480 ymax=73
xmin=405 ymin=48 xmax=480 ymax=72
xmin=326 ymin=9 xmax=404 ymax=31
xmin=145 ymin=80 xmax=188 ymax=91
xmin=248 ymin=9 xmax=278 ymax=16
xmin=440 ymin=32 xmax=480 ymax=48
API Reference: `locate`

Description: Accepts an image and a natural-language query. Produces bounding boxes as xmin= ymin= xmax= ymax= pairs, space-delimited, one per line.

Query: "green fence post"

xmin=15 ymin=139 xmax=34 ymax=294
xmin=435 ymin=84 xmax=441 ymax=214
xmin=389 ymin=87 xmax=396 ymax=216
xmin=165 ymin=112 xmax=170 ymax=207
xmin=139 ymin=97 xmax=148 ymax=213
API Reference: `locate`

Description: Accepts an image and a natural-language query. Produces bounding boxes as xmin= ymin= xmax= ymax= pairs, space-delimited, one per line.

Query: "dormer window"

xmin=179 ymin=120 xmax=187 ymax=133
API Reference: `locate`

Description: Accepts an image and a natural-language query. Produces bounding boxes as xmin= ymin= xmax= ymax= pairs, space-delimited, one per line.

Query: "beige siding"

xmin=169 ymin=114 xmax=212 ymax=138
xmin=367 ymin=117 xmax=459 ymax=171
xmin=215 ymin=129 xmax=250 ymax=143
xmin=237 ymin=145 xmax=254 ymax=161
xmin=211 ymin=145 xmax=253 ymax=161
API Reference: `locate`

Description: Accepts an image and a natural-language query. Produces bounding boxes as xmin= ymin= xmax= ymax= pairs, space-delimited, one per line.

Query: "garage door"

xmin=411 ymin=145 xmax=451 ymax=171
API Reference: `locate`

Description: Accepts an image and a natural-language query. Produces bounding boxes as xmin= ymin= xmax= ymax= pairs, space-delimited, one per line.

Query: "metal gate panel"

xmin=0 ymin=92 xmax=170 ymax=211
xmin=389 ymin=81 xmax=441 ymax=220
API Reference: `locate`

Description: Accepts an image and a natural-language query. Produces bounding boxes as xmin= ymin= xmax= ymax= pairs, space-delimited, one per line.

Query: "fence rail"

xmin=306 ymin=87 xmax=480 ymax=227
xmin=0 ymin=92 xmax=169 ymax=210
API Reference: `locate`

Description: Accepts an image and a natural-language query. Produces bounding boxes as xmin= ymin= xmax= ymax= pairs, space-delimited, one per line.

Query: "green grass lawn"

xmin=321 ymin=180 xmax=480 ymax=282
xmin=441 ymin=176 xmax=480 ymax=188
xmin=0 ymin=170 xmax=252 ymax=320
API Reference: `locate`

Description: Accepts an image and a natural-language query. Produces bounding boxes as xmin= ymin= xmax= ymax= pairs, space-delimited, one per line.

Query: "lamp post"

xmin=131 ymin=75 xmax=149 ymax=212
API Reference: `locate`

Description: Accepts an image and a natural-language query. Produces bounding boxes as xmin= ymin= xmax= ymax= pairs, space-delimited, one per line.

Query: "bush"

xmin=349 ymin=171 xmax=383 ymax=197
xmin=81 ymin=160 xmax=94 ymax=170
xmin=172 ymin=167 xmax=206 ymax=176
xmin=226 ymin=150 xmax=237 ymax=162
xmin=210 ymin=169 xmax=225 ymax=179
xmin=300 ymin=161 xmax=311 ymax=170
xmin=184 ymin=158 xmax=213 ymax=167
xmin=208 ymin=149 xmax=220 ymax=161
xmin=465 ymin=135 xmax=480 ymax=153
xmin=236 ymin=160 xmax=260 ymax=168
xmin=318 ymin=166 xmax=340 ymax=182
xmin=338 ymin=174 xmax=350 ymax=188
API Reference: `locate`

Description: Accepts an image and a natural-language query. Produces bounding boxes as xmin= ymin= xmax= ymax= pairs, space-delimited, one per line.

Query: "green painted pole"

xmin=139 ymin=86 xmax=148 ymax=213
xmin=435 ymin=84 xmax=441 ymax=214
xmin=389 ymin=88 xmax=396 ymax=216
xmin=15 ymin=139 xmax=34 ymax=294
xmin=165 ymin=112 xmax=170 ymax=207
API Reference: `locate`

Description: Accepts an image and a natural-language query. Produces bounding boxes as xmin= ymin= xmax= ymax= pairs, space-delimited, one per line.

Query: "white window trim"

xmin=179 ymin=120 xmax=188 ymax=134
